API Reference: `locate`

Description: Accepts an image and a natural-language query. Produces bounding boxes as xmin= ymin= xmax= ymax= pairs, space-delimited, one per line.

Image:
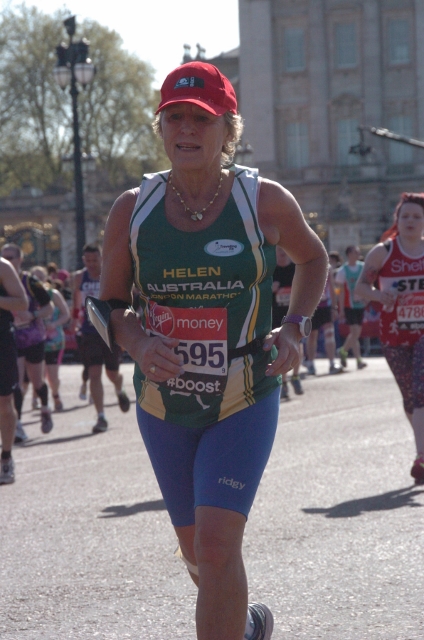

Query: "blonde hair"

xmin=152 ymin=110 xmax=243 ymax=165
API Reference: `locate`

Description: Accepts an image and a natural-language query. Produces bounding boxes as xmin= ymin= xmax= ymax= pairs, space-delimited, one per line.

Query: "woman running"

xmin=31 ymin=266 xmax=70 ymax=411
xmin=96 ymin=61 xmax=328 ymax=639
xmin=355 ymin=192 xmax=424 ymax=484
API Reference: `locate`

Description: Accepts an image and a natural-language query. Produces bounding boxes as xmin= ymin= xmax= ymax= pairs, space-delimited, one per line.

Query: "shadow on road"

xmin=22 ymin=433 xmax=95 ymax=447
xmin=99 ymin=499 xmax=167 ymax=518
xmin=302 ymin=485 xmax=424 ymax=518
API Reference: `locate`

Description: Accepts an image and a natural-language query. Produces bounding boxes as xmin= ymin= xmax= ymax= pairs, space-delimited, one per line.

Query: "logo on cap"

xmin=174 ymin=76 xmax=205 ymax=90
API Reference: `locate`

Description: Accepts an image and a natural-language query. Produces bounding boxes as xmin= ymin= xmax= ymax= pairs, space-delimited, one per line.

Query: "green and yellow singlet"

xmin=130 ymin=165 xmax=280 ymax=427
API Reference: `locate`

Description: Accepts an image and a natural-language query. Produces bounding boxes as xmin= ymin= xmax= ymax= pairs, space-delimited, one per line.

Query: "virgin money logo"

xmin=149 ymin=304 xmax=174 ymax=336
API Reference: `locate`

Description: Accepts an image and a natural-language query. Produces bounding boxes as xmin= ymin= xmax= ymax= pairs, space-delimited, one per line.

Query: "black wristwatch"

xmin=282 ymin=314 xmax=312 ymax=338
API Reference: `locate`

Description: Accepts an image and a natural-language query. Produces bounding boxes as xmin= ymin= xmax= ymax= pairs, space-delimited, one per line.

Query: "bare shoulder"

xmin=51 ymin=288 xmax=64 ymax=304
xmin=364 ymin=242 xmax=389 ymax=266
xmin=107 ymin=189 xmax=139 ymax=226
xmin=359 ymin=243 xmax=388 ymax=284
xmin=72 ymin=269 xmax=85 ymax=287
xmin=0 ymin=256 xmax=14 ymax=282
xmin=257 ymin=178 xmax=311 ymax=247
xmin=258 ymin=178 xmax=300 ymax=215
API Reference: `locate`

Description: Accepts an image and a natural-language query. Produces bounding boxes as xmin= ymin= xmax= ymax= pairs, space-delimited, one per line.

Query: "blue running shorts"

xmin=136 ymin=388 xmax=280 ymax=527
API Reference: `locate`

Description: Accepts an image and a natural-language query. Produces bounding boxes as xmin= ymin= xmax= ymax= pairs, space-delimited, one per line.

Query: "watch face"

xmin=303 ymin=317 xmax=312 ymax=337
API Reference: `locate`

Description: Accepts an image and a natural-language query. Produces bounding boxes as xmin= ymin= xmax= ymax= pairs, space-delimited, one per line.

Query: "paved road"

xmin=2 ymin=358 xmax=423 ymax=639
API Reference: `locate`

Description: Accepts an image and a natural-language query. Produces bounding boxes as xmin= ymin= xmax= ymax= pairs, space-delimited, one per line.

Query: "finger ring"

xmin=149 ymin=365 xmax=156 ymax=374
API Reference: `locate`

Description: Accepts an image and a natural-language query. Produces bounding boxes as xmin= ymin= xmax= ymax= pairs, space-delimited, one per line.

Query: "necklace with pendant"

xmin=168 ymin=170 xmax=223 ymax=221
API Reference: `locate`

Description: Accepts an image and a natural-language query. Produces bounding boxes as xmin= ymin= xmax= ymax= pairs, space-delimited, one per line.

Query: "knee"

xmin=324 ymin=325 xmax=335 ymax=344
xmin=89 ymin=368 xmax=102 ymax=381
xmin=194 ymin=532 xmax=234 ymax=569
xmin=106 ymin=369 xmax=120 ymax=383
xmin=194 ymin=521 xmax=242 ymax=570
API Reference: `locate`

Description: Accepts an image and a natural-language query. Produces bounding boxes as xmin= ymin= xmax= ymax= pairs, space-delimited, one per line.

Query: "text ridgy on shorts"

xmin=218 ymin=477 xmax=245 ymax=490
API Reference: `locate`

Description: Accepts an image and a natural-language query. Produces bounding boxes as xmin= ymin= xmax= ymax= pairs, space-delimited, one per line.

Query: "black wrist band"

xmin=106 ymin=298 xmax=132 ymax=310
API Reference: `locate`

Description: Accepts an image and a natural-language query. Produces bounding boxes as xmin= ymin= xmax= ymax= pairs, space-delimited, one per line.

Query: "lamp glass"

xmin=74 ymin=62 xmax=95 ymax=86
xmin=53 ymin=65 xmax=71 ymax=89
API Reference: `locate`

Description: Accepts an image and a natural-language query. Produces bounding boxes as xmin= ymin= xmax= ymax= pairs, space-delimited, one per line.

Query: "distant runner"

xmin=356 ymin=192 xmax=424 ymax=484
xmin=72 ymin=243 xmax=130 ymax=434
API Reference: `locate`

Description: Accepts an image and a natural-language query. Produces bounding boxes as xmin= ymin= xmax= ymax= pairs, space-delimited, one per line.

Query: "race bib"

xmin=396 ymin=292 xmax=424 ymax=330
xmin=275 ymin=287 xmax=291 ymax=306
xmin=145 ymin=303 xmax=228 ymax=396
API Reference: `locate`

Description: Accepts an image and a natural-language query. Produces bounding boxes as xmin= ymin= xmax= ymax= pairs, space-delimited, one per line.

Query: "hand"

xmin=262 ymin=324 xmax=301 ymax=376
xmin=379 ymin=290 xmax=397 ymax=307
xmin=134 ymin=335 xmax=186 ymax=382
xmin=13 ymin=309 xmax=34 ymax=325
xmin=45 ymin=321 xmax=57 ymax=338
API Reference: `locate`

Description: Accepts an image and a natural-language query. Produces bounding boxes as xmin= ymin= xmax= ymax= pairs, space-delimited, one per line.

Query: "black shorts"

xmin=0 ymin=331 xmax=19 ymax=396
xmin=344 ymin=308 xmax=365 ymax=326
xmin=45 ymin=350 xmax=64 ymax=366
xmin=17 ymin=340 xmax=46 ymax=364
xmin=312 ymin=306 xmax=332 ymax=331
xmin=272 ymin=305 xmax=288 ymax=330
xmin=77 ymin=332 xmax=121 ymax=371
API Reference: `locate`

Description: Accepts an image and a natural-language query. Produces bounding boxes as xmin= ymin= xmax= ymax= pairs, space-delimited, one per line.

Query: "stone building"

xmin=239 ymin=0 xmax=424 ymax=255
xmin=0 ymin=170 xmax=121 ymax=271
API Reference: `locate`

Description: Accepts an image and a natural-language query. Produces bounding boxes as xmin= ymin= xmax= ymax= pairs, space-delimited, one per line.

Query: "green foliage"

xmin=0 ymin=4 xmax=166 ymax=196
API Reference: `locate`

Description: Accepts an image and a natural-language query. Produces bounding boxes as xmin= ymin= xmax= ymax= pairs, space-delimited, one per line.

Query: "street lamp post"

xmin=53 ymin=16 xmax=95 ymax=269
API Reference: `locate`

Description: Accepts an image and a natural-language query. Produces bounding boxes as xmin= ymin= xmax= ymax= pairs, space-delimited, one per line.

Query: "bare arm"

xmin=37 ymin=301 xmax=54 ymax=320
xmin=71 ymin=271 xmax=83 ymax=312
xmin=48 ymin=289 xmax=70 ymax=327
xmin=355 ymin=244 xmax=395 ymax=306
xmin=71 ymin=271 xmax=83 ymax=330
xmin=0 ymin=258 xmax=28 ymax=312
xmin=99 ymin=191 xmax=184 ymax=381
xmin=338 ymin=285 xmax=345 ymax=320
xmin=327 ymin=275 xmax=339 ymax=320
xmin=258 ymin=180 xmax=328 ymax=374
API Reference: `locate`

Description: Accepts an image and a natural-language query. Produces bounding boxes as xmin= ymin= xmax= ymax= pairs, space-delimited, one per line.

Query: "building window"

xmin=284 ymin=27 xmax=306 ymax=72
xmin=335 ymin=23 xmax=357 ymax=68
xmin=389 ymin=115 xmax=413 ymax=164
xmin=337 ymin=119 xmax=360 ymax=165
xmin=388 ymin=20 xmax=410 ymax=64
xmin=286 ymin=122 xmax=309 ymax=168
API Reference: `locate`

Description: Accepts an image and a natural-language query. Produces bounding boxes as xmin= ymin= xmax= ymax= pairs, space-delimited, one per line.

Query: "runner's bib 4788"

xmin=144 ymin=302 xmax=228 ymax=395
xmin=397 ymin=292 xmax=424 ymax=330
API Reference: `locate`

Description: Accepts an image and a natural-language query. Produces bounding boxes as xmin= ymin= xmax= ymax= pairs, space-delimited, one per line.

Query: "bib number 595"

xmin=175 ymin=341 xmax=225 ymax=370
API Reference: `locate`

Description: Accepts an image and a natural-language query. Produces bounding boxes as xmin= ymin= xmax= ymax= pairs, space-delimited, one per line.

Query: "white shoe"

xmin=14 ymin=420 xmax=28 ymax=444
xmin=79 ymin=382 xmax=87 ymax=401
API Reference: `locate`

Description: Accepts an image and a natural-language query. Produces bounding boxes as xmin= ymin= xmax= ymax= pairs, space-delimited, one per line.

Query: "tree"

xmin=0 ymin=4 xmax=167 ymax=196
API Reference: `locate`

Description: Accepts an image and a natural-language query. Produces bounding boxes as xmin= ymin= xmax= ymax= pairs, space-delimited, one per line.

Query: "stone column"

xmin=415 ymin=0 xmax=424 ymax=140
xmin=58 ymin=193 xmax=77 ymax=271
xmin=239 ymin=0 xmax=276 ymax=169
xmin=362 ymin=1 xmax=383 ymax=130
xmin=308 ymin=0 xmax=330 ymax=165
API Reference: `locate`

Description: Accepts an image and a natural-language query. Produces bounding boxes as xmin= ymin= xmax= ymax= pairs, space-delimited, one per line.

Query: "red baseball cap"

xmin=155 ymin=61 xmax=238 ymax=116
